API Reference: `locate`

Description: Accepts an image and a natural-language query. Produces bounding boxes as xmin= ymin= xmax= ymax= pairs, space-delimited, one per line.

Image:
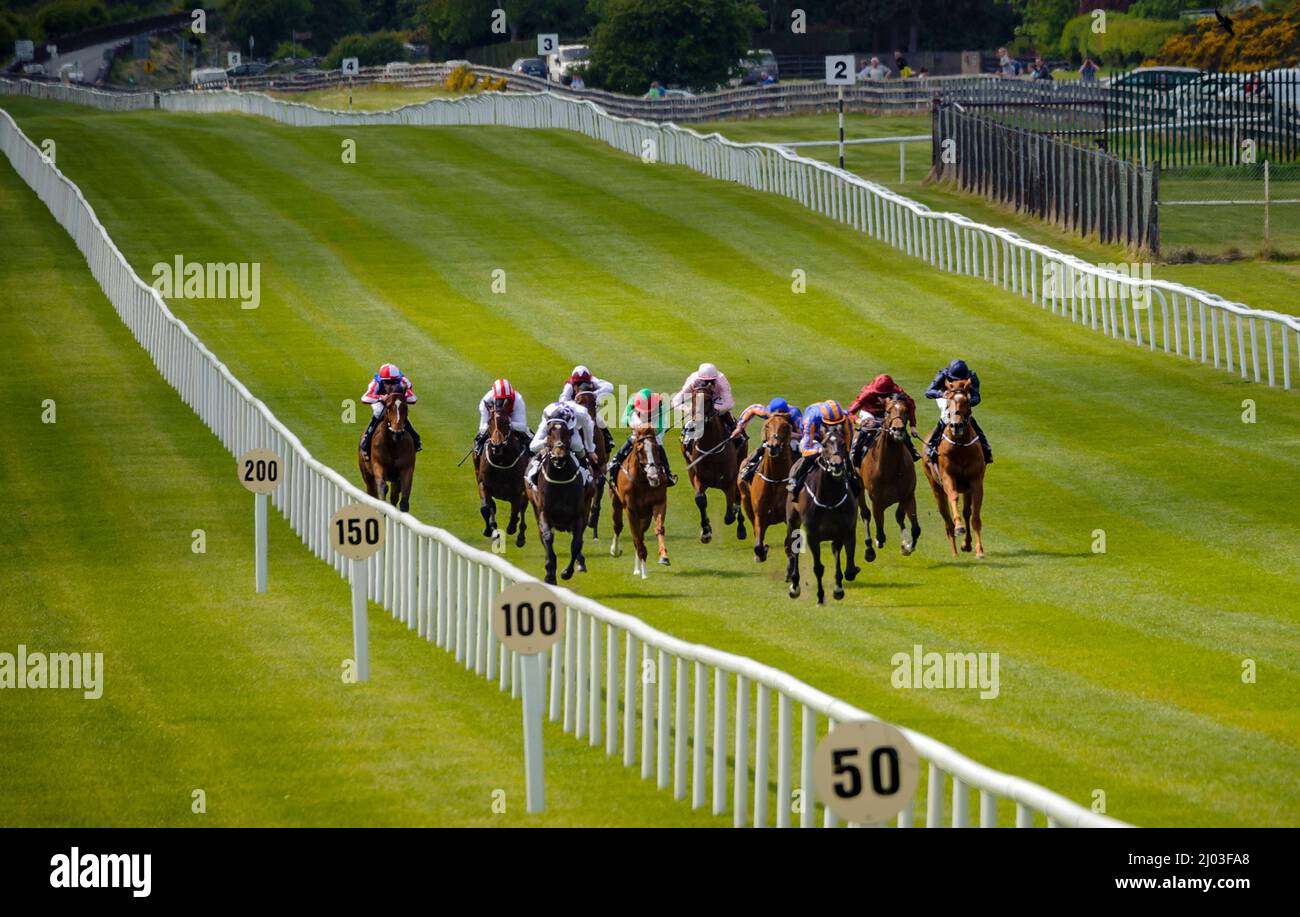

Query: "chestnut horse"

xmin=738 ymin=413 xmax=794 ymax=563
xmin=573 ymin=385 xmax=608 ymax=537
xmin=525 ymin=421 xmax=591 ymax=584
xmin=921 ymin=379 xmax=986 ymax=558
xmin=785 ymin=432 xmax=861 ymax=604
xmin=681 ymin=384 xmax=743 ymax=543
xmin=358 ymin=393 xmax=416 ymax=512
xmin=859 ymin=395 xmax=921 ymax=563
xmin=609 ymin=425 xmax=670 ymax=577
xmin=475 ymin=400 xmax=528 ymax=548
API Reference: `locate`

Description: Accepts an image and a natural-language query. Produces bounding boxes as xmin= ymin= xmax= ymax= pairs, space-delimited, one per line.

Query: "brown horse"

xmin=786 ymin=432 xmax=861 ymax=604
xmin=358 ymin=393 xmax=416 ymax=512
xmin=475 ymin=400 xmax=528 ymax=548
xmin=738 ymin=413 xmax=795 ymax=563
xmin=859 ymin=395 xmax=921 ymax=563
xmin=573 ymin=385 xmax=608 ymax=537
xmin=921 ymin=379 xmax=986 ymax=558
xmin=525 ymin=421 xmax=591 ymax=584
xmin=609 ymin=425 xmax=670 ymax=577
xmin=681 ymin=384 xmax=743 ymax=543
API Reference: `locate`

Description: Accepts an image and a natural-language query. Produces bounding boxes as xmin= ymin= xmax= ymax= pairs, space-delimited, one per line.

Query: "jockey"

xmin=526 ymin=401 xmax=595 ymax=489
xmin=732 ymin=397 xmax=803 ymax=484
xmin=923 ymin=359 xmax=992 ymax=465
xmin=848 ymin=373 xmax=920 ymax=464
xmin=473 ymin=378 xmax=530 ymax=459
xmin=787 ymin=399 xmax=860 ymax=497
xmin=672 ymin=362 xmax=741 ymax=454
xmin=559 ymin=364 xmax=616 ymax=454
xmin=360 ymin=363 xmax=421 ymax=459
xmin=608 ymin=387 xmax=677 ymax=486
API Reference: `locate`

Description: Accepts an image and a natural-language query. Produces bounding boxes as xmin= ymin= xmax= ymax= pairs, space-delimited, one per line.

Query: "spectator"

xmin=894 ymin=50 xmax=912 ymax=79
xmin=996 ymin=47 xmax=1016 ymax=77
xmin=1079 ymin=58 xmax=1098 ymax=83
xmin=570 ymin=72 xmax=585 ymax=90
xmin=759 ymin=71 xmax=776 ymax=87
xmin=645 ymin=80 xmax=666 ymax=99
xmin=917 ymin=66 xmax=930 ymax=80
xmin=857 ymin=57 xmax=890 ymax=80
xmin=1030 ymin=58 xmax=1053 ymax=80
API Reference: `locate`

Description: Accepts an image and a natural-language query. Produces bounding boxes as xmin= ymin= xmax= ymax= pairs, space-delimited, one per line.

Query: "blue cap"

xmin=947 ymin=359 xmax=970 ymax=378
xmin=768 ymin=397 xmax=790 ymax=414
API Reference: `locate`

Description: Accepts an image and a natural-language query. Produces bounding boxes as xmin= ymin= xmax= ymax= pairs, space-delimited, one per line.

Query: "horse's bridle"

xmin=385 ymin=397 xmax=408 ymax=437
xmin=541 ymin=423 xmax=579 ymax=484
xmin=486 ymin=407 xmax=525 ymax=468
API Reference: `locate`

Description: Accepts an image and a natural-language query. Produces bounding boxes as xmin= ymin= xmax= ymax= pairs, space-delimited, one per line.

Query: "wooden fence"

xmin=932 ymin=102 xmax=1159 ymax=254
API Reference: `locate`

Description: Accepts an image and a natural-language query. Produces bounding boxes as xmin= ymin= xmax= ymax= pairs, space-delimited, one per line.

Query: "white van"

xmin=547 ymin=45 xmax=589 ymax=83
xmin=190 ymin=67 xmax=229 ymax=88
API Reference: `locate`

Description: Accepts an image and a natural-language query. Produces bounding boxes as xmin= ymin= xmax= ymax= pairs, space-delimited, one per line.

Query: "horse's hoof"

xmin=900 ymin=544 xmax=913 ymax=556
xmin=507 ymin=520 xmax=518 ymax=535
xmin=545 ymin=575 xmax=557 ymax=585
xmin=876 ymin=537 xmax=885 ymax=549
xmin=658 ymin=556 xmax=670 ymax=566
xmin=845 ymin=566 xmax=859 ymax=582
xmin=976 ymin=550 xmax=985 ymax=559
xmin=482 ymin=526 xmax=494 ymax=537
xmin=961 ymin=543 xmax=972 ymax=553
xmin=864 ymin=548 xmax=876 ymax=563
xmin=737 ymin=527 xmax=747 ymax=541
xmin=700 ymin=532 xmax=712 ymax=544
xmin=816 ymin=595 xmax=826 ymax=606
xmin=561 ymin=569 xmax=574 ymax=581
xmin=955 ymin=526 xmax=967 ymax=538
xmin=577 ymin=561 xmax=587 ymax=573
xmin=833 ymin=588 xmax=845 ymax=600
xmin=788 ymin=585 xmax=800 ymax=599
xmin=516 ymin=534 xmax=526 ymax=548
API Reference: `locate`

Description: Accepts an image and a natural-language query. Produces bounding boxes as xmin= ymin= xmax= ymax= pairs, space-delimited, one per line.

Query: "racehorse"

xmin=609 ymin=424 xmax=670 ymax=577
xmin=785 ymin=432 xmax=860 ymax=604
xmin=573 ymin=384 xmax=608 ymax=537
xmin=681 ymin=382 xmax=743 ymax=543
xmin=475 ymin=399 xmax=527 ymax=548
xmin=358 ymin=392 xmax=416 ymax=512
xmin=738 ymin=413 xmax=794 ymax=563
xmin=921 ymin=379 xmax=986 ymax=558
xmin=859 ymin=395 xmax=921 ymax=562
xmin=525 ymin=420 xmax=591 ymax=584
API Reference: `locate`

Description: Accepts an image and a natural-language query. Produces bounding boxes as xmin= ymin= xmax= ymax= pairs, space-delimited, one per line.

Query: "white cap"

xmin=697 ymin=362 xmax=719 ymax=380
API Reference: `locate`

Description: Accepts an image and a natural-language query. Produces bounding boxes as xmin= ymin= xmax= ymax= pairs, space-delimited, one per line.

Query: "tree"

xmin=223 ymin=0 xmax=313 ymax=54
xmin=585 ymin=0 xmax=763 ymax=94
xmin=310 ymin=0 xmax=366 ymax=52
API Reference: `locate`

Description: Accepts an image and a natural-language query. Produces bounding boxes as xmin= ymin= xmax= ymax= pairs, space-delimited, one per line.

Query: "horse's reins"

xmin=685 ymin=437 xmax=731 ymax=470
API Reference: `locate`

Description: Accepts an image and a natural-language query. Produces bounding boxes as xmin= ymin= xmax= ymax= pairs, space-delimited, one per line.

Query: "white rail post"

xmin=238 ymin=447 xmax=281 ymax=593
xmin=330 ymin=503 xmax=384 ymax=683
xmin=350 ymin=558 xmax=370 ymax=682
xmin=255 ymin=493 xmax=268 ymax=592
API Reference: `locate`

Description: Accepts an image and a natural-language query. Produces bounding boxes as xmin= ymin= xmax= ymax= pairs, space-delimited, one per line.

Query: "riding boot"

xmin=905 ymin=434 xmax=921 ymax=462
xmin=787 ymin=454 xmax=811 ymax=494
xmin=601 ymin=425 xmax=615 ymax=455
xmin=657 ymin=444 xmax=678 ymax=486
xmin=607 ymin=436 xmax=634 ymax=482
xmin=971 ymin=417 xmax=993 ymax=464
xmin=361 ymin=415 xmax=381 ymax=459
xmin=740 ymin=448 xmax=763 ymax=483
xmin=407 ymin=420 xmax=423 ymax=453
xmin=472 ymin=430 xmax=488 ymax=458
xmin=925 ymin=419 xmax=944 ymax=464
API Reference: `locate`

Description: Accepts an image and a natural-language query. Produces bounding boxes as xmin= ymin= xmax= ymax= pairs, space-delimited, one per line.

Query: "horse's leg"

xmin=873 ymin=499 xmax=887 ymax=549
xmin=970 ymin=479 xmax=985 ymax=559
xmin=562 ymin=522 xmax=582 ymax=580
xmin=784 ymin=521 xmax=801 ymax=598
xmin=860 ymin=493 xmax=876 ymax=563
xmin=832 ymin=541 xmax=845 ymax=600
xmin=695 ymin=487 xmax=712 ymax=543
xmin=945 ymin=475 xmax=965 ymax=543
xmin=961 ymin=491 xmax=974 ymax=554
xmin=907 ymin=493 xmax=921 ymax=553
xmin=655 ymin=503 xmax=669 ymax=566
xmin=610 ymin=491 xmax=624 ymax=557
xmin=894 ymin=503 xmax=912 ymax=555
xmin=540 ymin=520 xmax=557 ymax=585
xmin=399 ymin=465 xmax=414 ymax=514
xmin=630 ymin=510 xmax=649 ymax=579
xmin=588 ymin=485 xmax=602 ymax=538
xmin=479 ymin=478 xmax=495 ymax=537
xmin=925 ymin=467 xmax=957 ymax=557
xmin=811 ymin=538 xmax=826 ymax=606
xmin=730 ymin=480 xmax=746 ymax=540
xmin=575 ymin=502 xmax=589 ymax=574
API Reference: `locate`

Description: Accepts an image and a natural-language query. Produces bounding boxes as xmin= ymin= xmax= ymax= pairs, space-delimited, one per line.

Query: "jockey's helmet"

xmin=768 ymin=397 xmax=790 ymax=414
xmin=873 ymin=373 xmax=895 ymax=390
xmin=493 ymin=378 xmax=515 ymax=401
xmin=570 ymin=365 xmax=591 ymax=383
xmin=378 ymin=363 xmax=403 ymax=382
xmin=697 ymin=362 xmax=719 ymax=381
xmin=822 ymin=400 xmax=847 ymax=424
xmin=946 ymin=359 xmax=970 ymax=379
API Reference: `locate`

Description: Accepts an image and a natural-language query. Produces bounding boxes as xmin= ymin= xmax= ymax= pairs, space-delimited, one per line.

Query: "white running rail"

xmin=1 ymin=86 xmax=1129 ymax=827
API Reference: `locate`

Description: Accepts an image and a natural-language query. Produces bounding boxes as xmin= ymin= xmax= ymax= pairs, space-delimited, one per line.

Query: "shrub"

xmin=324 ymin=31 xmax=408 ymax=70
xmin=1147 ymin=5 xmax=1300 ymax=70
xmin=271 ymin=40 xmax=313 ymax=61
xmin=37 ymin=0 xmax=107 ymax=38
xmin=1059 ymin=13 xmax=1182 ymax=66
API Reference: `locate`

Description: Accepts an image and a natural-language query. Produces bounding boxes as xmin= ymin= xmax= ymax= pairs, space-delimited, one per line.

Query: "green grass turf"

xmin=2 ymin=97 xmax=1298 ymax=827
xmin=0 ymin=153 xmax=727 ymax=828
xmin=691 ymin=111 xmax=1300 ymax=313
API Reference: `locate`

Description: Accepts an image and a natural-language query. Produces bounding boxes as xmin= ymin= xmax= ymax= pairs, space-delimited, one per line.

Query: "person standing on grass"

xmin=1030 ymin=58 xmax=1053 ymax=81
xmin=997 ymin=47 xmax=1016 ymax=77
xmin=1079 ymin=58 xmax=1098 ymax=83
xmin=858 ymin=57 xmax=890 ymax=80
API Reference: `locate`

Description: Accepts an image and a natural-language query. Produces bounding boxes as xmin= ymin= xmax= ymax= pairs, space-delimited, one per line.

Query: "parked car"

xmin=226 ymin=62 xmax=268 ymax=78
xmin=547 ymin=44 xmax=589 ymax=83
xmin=663 ymin=88 xmax=695 ymax=99
xmin=289 ymin=68 xmax=326 ymax=82
xmin=190 ymin=67 xmax=229 ymax=88
xmin=511 ymin=57 xmax=547 ymax=78
xmin=1106 ymin=66 xmax=1200 ymax=92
